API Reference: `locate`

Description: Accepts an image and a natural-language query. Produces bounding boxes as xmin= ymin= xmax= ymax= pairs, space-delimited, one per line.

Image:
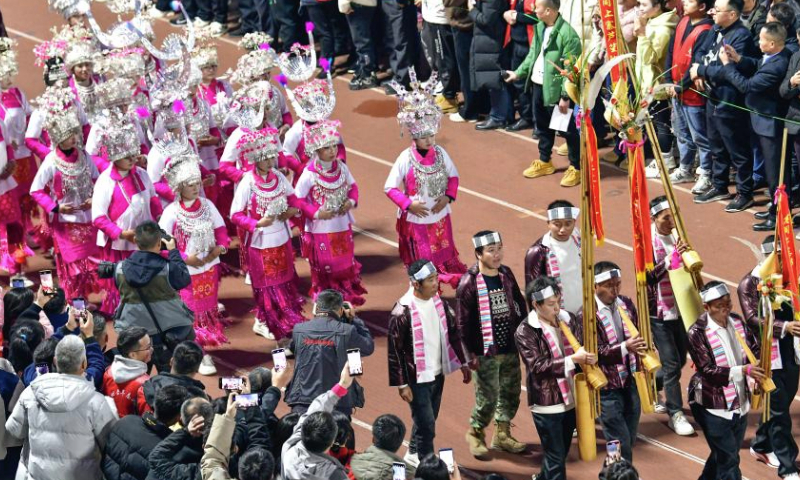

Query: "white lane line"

xmin=347 ymin=147 xmax=739 ymax=289
xmin=353 ymin=226 xmax=399 ymax=249
xmin=6 ymin=29 xmax=47 ymax=44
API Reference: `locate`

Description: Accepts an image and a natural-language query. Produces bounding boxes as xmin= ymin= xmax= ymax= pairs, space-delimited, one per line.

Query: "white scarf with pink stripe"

xmin=704 ymin=316 xmax=746 ymax=410
xmin=409 ymin=291 xmax=462 ymax=383
xmin=531 ymin=310 xmax=576 ymax=405
xmin=597 ymin=298 xmax=637 ymax=384
xmin=542 ymin=232 xmax=580 ymax=310
xmin=652 ymin=225 xmax=677 ymax=321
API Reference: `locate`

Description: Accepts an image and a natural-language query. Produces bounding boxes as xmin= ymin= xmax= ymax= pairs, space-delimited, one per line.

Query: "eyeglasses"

xmin=131 ymin=344 xmax=154 ymax=353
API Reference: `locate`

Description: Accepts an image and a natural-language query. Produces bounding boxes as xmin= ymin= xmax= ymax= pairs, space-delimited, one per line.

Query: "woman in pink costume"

xmin=230 ymin=127 xmax=307 ymax=340
xmin=160 ymin=153 xmax=230 ymax=375
xmin=384 ymin=70 xmax=466 ymax=289
xmin=92 ymin=117 xmax=162 ymax=315
xmin=29 ymin=89 xmax=100 ymax=301
xmin=295 ymin=119 xmax=367 ymax=306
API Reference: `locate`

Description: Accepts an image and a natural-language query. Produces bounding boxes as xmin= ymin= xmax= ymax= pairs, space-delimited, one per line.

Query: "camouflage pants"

xmin=469 ymin=353 xmax=522 ymax=428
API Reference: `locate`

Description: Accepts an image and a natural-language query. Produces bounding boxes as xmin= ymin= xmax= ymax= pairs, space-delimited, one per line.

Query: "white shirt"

xmin=230 ymin=170 xmax=294 ymax=249
xmin=422 ymin=0 xmax=448 ymax=24
xmin=542 ymin=232 xmax=582 ymax=313
xmin=411 ymin=295 xmax=443 ymax=378
xmin=532 ymin=26 xmax=555 ymax=85
xmin=30 ymin=151 xmax=99 ymax=223
xmin=526 ymin=310 xmax=576 ymax=413
xmin=383 ymin=147 xmax=458 ymax=225
xmin=705 ymin=316 xmax=750 ymax=420
xmin=595 ymin=296 xmax=629 ymax=358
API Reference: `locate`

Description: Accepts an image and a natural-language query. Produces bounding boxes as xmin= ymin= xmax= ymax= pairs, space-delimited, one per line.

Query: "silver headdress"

xmin=149 ymin=45 xmax=193 ymax=110
xmin=278 ymin=74 xmax=336 ymax=123
xmin=163 ymin=152 xmax=202 ymax=192
xmin=303 ymin=119 xmax=341 ymax=156
xmin=239 ymin=32 xmax=274 ymax=51
xmin=0 ymin=39 xmax=18 ymax=80
xmin=150 ymin=107 xmax=192 ymax=157
xmin=102 ymin=116 xmax=141 ymax=161
xmin=229 ymin=49 xmax=277 ymax=86
xmin=96 ymin=47 xmax=147 ymax=80
xmin=236 ymin=127 xmax=281 ymax=166
xmin=96 ymin=77 xmax=134 ymax=110
xmin=132 ymin=0 xmax=195 ymax=61
xmin=48 ymin=0 xmax=91 ymax=20
xmin=190 ymin=29 xmax=217 ymax=70
xmin=228 ymin=81 xmax=279 ymax=129
xmin=87 ymin=11 xmax=155 ymax=50
xmin=392 ymin=68 xmax=441 ymax=139
xmin=65 ymin=40 xmax=97 ymax=70
xmin=35 ymin=86 xmax=82 ymax=145
xmin=276 ymin=22 xmax=317 ymax=82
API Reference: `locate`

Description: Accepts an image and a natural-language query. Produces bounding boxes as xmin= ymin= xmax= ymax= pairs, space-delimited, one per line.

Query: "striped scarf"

xmin=541 ymin=313 xmax=576 ymax=404
xmin=652 ymin=225 xmax=677 ymax=321
xmin=476 ymin=273 xmax=494 ymax=355
xmin=705 ymin=317 xmax=746 ymax=410
xmin=410 ymin=294 xmax=462 ymax=383
xmin=545 ymin=233 xmax=580 ymax=310
xmin=598 ymin=300 xmax=637 ymax=384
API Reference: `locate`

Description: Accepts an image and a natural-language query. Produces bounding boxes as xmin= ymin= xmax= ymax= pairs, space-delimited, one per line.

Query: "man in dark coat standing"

xmin=470 ymin=0 xmax=514 ymax=130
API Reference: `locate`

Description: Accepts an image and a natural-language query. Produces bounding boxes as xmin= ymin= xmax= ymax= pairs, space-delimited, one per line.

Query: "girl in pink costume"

xmin=295 ymin=120 xmax=367 ymax=306
xmin=384 ymin=70 xmax=466 ymax=289
xmin=92 ymin=117 xmax=163 ymax=315
xmin=29 ymin=93 xmax=100 ymax=301
xmin=230 ymin=127 xmax=307 ymax=340
xmin=160 ymin=153 xmax=230 ymax=374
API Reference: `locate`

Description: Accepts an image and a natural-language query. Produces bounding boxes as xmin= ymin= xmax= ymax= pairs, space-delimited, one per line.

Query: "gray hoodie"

xmin=281 ymin=388 xmax=349 ymax=480
xmin=6 ymin=373 xmax=117 ymax=480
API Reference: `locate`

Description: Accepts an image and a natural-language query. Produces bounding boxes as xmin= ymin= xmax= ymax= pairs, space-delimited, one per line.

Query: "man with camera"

xmin=285 ymin=289 xmax=375 ymax=418
xmin=106 ymin=221 xmax=195 ymax=373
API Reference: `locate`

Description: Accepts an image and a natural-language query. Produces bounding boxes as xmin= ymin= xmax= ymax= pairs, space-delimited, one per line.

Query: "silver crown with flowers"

xmin=48 ymin=0 xmax=91 ymax=19
xmin=149 ymin=46 xmax=194 ymax=110
xmin=36 ymin=86 xmax=82 ymax=145
xmin=150 ymin=108 xmax=192 ymax=158
xmin=96 ymin=47 xmax=146 ymax=79
xmin=239 ymin=32 xmax=274 ymax=51
xmin=103 ymin=116 xmax=141 ymax=161
xmin=162 ymin=151 xmax=202 ymax=192
xmin=229 ymin=49 xmax=277 ymax=86
xmin=282 ymin=74 xmax=336 ymax=123
xmin=65 ymin=40 xmax=97 ymax=70
xmin=392 ymin=68 xmax=442 ymax=139
xmin=237 ymin=127 xmax=281 ymax=166
xmin=96 ymin=77 xmax=134 ymax=110
xmin=276 ymin=23 xmax=317 ymax=82
xmin=0 ymin=39 xmax=18 ymax=80
xmin=303 ymin=119 xmax=341 ymax=155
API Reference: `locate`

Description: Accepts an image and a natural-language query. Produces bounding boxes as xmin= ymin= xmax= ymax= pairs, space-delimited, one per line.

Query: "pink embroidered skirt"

xmin=180 ymin=265 xmax=228 ymax=347
xmin=397 ymin=214 xmax=466 ymax=288
xmin=248 ymin=241 xmax=305 ymax=340
xmin=301 ymin=228 xmax=367 ymax=306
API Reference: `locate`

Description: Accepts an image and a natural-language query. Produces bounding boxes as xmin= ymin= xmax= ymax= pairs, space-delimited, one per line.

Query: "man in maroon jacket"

xmin=456 ymin=230 xmax=528 ymax=459
xmin=387 ymin=259 xmax=471 ymax=465
xmin=688 ymin=281 xmax=765 ymax=480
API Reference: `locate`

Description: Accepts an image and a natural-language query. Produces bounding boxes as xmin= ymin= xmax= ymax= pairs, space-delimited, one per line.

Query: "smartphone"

xmin=39 ymin=270 xmax=54 ymax=295
xmin=439 ymin=448 xmax=454 ymax=473
xmin=347 ymin=348 xmax=363 ymax=376
xmin=606 ymin=440 xmax=621 ymax=460
xmin=219 ymin=376 xmax=245 ymax=391
xmin=35 ymin=363 xmax=49 ymax=376
xmin=11 ymin=278 xmax=24 ymax=289
xmin=272 ymin=348 xmax=287 ymax=371
xmin=392 ymin=462 xmax=406 ymax=480
xmin=72 ymin=297 xmax=86 ymax=311
xmin=235 ymin=393 xmax=259 ymax=409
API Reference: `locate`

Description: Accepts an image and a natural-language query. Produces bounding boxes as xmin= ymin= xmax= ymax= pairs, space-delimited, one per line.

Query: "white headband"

xmin=761 ymin=241 xmax=781 ymax=255
xmin=473 ymin=232 xmax=501 ymax=248
xmin=411 ymin=262 xmax=437 ymax=282
xmin=595 ymin=268 xmax=622 ymax=284
xmin=650 ymin=200 xmax=670 ymax=217
xmin=547 ymin=207 xmax=580 ymax=221
xmin=701 ymin=284 xmax=730 ymax=303
xmin=531 ymin=286 xmax=556 ymax=302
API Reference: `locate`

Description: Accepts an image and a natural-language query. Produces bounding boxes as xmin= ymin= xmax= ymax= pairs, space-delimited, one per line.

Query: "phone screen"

xmin=347 ymin=348 xmax=363 ymax=376
xmin=606 ymin=440 xmax=621 ymax=460
xmin=11 ymin=278 xmax=24 ymax=289
xmin=35 ymin=363 xmax=49 ymax=376
xmin=236 ymin=393 xmax=259 ymax=408
xmin=392 ymin=462 xmax=406 ymax=480
xmin=272 ymin=348 xmax=287 ymax=371
xmin=439 ymin=448 xmax=454 ymax=473
xmin=219 ymin=377 xmax=245 ymax=391
xmin=72 ymin=297 xmax=86 ymax=312
xmin=39 ymin=271 xmax=54 ymax=295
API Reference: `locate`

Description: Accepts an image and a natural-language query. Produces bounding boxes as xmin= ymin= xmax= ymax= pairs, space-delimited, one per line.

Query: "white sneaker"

xmin=199 ymin=355 xmax=217 ymax=376
xmin=691 ymin=175 xmax=712 ymax=195
xmin=194 ymin=18 xmax=211 ymax=28
xmin=645 ymin=160 xmax=661 ymax=179
xmin=654 ymin=403 xmax=668 ymax=414
xmin=404 ymin=451 xmax=420 ymax=468
xmin=750 ymin=447 xmax=780 ymax=468
xmin=782 ymin=473 xmax=799 ymax=480
xmin=217 ymin=302 xmax=226 ymax=313
xmin=253 ymin=320 xmax=275 ymax=340
xmin=668 ymin=412 xmax=695 ymax=436
xmin=245 ymin=272 xmax=252 ymax=285
xmin=208 ymin=21 xmax=227 ymax=37
xmin=669 ymin=168 xmax=695 ymax=185
xmin=449 ymin=112 xmax=477 ymax=123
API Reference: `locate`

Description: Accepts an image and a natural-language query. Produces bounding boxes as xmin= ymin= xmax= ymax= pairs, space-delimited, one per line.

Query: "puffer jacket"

xmin=147 ymin=428 xmax=203 ymax=480
xmin=5 ymin=373 xmax=117 ymax=480
xmin=635 ymin=9 xmax=679 ymax=101
xmin=102 ymin=412 xmax=173 ymax=480
xmin=780 ymin=49 xmax=800 ymax=135
xmin=350 ymin=445 xmax=416 ymax=480
xmin=140 ymin=373 xmax=207 ymax=412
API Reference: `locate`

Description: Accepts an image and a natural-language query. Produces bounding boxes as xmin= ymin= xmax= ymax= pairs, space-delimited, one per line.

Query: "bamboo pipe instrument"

xmin=559 ymin=322 xmax=608 ymax=389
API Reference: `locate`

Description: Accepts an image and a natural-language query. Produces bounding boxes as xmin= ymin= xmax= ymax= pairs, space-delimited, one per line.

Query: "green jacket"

xmin=514 ymin=14 xmax=582 ymax=106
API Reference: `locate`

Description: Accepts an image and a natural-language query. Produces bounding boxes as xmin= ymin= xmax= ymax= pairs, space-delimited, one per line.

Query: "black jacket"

xmin=141 ymin=373 xmax=207 ymax=409
xmin=780 ymin=49 xmax=800 ymax=134
xmin=121 ymin=250 xmax=191 ymax=290
xmin=469 ymin=0 xmax=511 ymax=91
xmin=695 ymin=19 xmax=759 ymax=117
xmin=102 ymin=412 xmax=173 ymax=480
xmin=722 ymin=48 xmax=791 ymax=137
xmin=147 ymin=428 xmax=203 ymax=480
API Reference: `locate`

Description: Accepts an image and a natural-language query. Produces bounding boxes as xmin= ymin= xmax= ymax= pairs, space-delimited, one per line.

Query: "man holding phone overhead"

xmin=286 ymin=289 xmax=374 ymax=418
xmin=388 ymin=260 xmax=470 ymax=465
